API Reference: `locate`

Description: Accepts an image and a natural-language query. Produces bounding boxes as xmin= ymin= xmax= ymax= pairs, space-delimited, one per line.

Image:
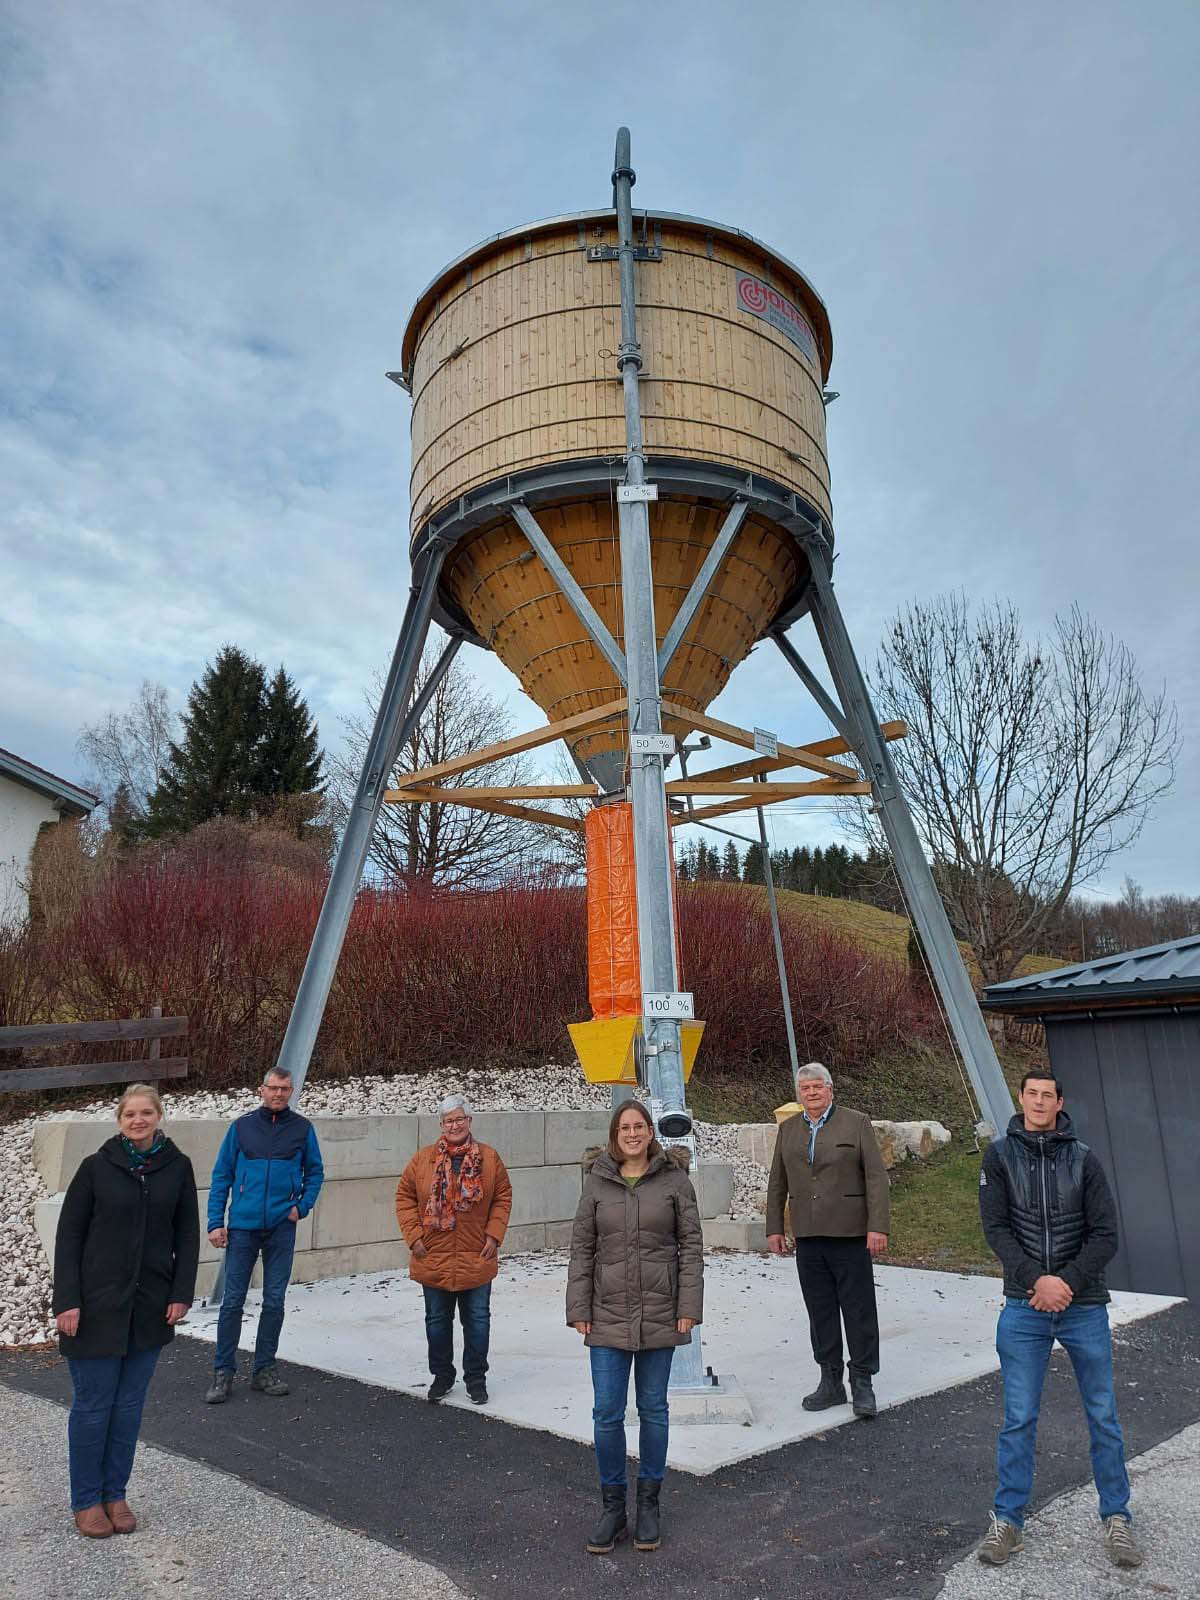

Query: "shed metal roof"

xmin=982 ymin=935 xmax=1200 ymax=1014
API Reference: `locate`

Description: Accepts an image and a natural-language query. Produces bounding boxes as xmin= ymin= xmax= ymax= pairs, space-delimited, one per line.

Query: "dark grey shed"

xmin=982 ymin=936 xmax=1200 ymax=1303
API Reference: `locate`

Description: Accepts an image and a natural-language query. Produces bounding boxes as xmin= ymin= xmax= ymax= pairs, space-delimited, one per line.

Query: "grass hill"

xmin=767 ymin=886 xmax=1062 ymax=983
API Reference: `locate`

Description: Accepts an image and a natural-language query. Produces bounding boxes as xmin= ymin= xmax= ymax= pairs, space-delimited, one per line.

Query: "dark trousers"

xmin=214 ymin=1220 xmax=297 ymax=1374
xmin=422 ymin=1283 xmax=492 ymax=1386
xmin=65 ymin=1345 xmax=161 ymax=1511
xmin=795 ymin=1235 xmax=880 ymax=1375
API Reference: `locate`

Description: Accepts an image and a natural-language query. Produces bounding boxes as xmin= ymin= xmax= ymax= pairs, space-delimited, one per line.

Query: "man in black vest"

xmin=975 ymin=1070 xmax=1141 ymax=1571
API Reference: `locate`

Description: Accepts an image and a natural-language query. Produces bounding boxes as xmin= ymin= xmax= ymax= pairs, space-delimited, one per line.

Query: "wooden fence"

xmin=0 ymin=1008 xmax=188 ymax=1094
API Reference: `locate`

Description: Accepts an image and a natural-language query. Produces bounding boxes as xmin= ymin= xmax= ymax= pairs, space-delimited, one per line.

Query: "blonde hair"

xmin=116 ymin=1082 xmax=164 ymax=1118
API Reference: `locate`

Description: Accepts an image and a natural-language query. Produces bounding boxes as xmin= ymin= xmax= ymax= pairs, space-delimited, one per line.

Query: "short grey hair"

xmin=264 ymin=1067 xmax=294 ymax=1085
xmin=795 ymin=1062 xmax=832 ymax=1088
xmin=438 ymin=1093 xmax=473 ymax=1119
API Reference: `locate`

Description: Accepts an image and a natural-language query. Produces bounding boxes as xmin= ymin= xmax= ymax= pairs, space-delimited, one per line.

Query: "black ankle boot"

xmin=802 ymin=1364 xmax=847 ymax=1411
xmin=586 ymin=1485 xmax=627 ymax=1554
xmin=849 ymin=1367 xmax=877 ymax=1419
xmin=634 ymin=1477 xmax=661 ymax=1551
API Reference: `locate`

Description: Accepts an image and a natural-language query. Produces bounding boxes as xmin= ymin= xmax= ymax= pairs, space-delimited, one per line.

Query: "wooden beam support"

xmin=388 ymin=793 xmax=583 ymax=832
xmin=0 ymin=1016 xmax=187 ymax=1050
xmin=660 ymin=701 xmax=860 ymax=781
xmin=674 ymin=779 xmax=871 ymax=825
xmin=385 ymin=784 xmax=598 ymax=803
xmin=666 ymin=781 xmax=866 ymax=799
xmin=391 ymin=697 xmax=627 ymax=790
xmin=687 ymin=719 xmax=908 ymax=785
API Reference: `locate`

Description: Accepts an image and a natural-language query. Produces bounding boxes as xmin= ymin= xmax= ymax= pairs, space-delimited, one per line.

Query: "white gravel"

xmin=0 ymin=1066 xmax=767 ymax=1349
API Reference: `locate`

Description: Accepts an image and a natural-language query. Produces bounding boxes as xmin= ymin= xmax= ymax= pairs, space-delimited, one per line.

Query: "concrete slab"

xmin=180 ymin=1252 xmax=1177 ymax=1476
xmin=508 ymin=1163 xmax=581 ymax=1225
xmin=312 ymin=1114 xmax=418 ymax=1180
xmin=309 ymin=1175 xmax=401 ymax=1249
xmin=544 ymin=1109 xmax=611 ymax=1166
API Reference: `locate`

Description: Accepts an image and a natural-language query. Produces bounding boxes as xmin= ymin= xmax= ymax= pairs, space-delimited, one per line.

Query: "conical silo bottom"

xmin=440 ymin=494 xmax=804 ymax=788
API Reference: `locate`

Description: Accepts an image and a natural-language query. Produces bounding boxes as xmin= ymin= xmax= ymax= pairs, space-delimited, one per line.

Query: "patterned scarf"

xmin=423 ymin=1136 xmax=484 ymax=1231
xmin=121 ymin=1131 xmax=165 ymax=1169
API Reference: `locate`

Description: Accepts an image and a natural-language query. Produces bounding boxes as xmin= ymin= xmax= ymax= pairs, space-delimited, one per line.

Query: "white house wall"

xmin=0 ymin=775 xmax=59 ymax=924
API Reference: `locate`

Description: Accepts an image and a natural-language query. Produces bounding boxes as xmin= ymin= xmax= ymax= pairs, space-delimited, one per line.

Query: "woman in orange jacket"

xmin=394 ymin=1095 xmax=512 ymax=1405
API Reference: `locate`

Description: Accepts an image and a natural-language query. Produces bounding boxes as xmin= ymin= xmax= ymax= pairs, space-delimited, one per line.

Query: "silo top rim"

xmin=400 ymin=207 xmax=833 ymax=380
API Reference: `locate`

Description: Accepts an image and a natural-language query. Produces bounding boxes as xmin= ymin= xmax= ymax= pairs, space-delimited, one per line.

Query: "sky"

xmin=2 ymin=0 xmax=1197 ymax=897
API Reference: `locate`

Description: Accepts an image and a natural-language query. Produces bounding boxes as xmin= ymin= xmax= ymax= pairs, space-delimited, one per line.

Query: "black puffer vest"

xmin=992 ymin=1112 xmax=1106 ymax=1304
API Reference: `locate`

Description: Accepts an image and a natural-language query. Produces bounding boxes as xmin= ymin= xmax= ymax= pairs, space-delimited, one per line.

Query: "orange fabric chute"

xmin=586 ymin=803 xmax=683 ymax=1020
xmin=587 ymin=805 xmax=641 ymax=1019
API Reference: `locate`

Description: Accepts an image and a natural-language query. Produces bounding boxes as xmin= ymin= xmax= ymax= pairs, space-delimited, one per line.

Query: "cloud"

xmin=1 ymin=0 xmax=1196 ymax=898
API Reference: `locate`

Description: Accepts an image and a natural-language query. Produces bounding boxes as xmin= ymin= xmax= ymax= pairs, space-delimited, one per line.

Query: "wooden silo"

xmin=400 ymin=211 xmax=834 ymax=788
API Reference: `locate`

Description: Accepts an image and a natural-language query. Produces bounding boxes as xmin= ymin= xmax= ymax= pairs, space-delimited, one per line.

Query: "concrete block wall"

xmin=32 ymin=1110 xmax=736 ymax=1295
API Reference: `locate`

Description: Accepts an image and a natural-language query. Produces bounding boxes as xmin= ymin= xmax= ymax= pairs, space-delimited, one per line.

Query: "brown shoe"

xmin=74 ymin=1505 xmax=113 ymax=1538
xmin=103 ymin=1499 xmax=137 ymax=1534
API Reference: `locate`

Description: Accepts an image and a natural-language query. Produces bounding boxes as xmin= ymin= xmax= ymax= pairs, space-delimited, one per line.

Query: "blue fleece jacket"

xmin=207 ymin=1105 xmax=324 ymax=1232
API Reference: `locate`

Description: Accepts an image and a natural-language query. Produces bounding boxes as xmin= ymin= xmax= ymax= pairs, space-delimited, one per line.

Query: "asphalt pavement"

xmin=2 ymin=1301 xmax=1197 ymax=1600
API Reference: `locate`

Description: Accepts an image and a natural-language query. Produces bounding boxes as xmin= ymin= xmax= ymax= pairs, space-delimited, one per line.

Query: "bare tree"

xmin=77 ymin=680 xmax=176 ymax=819
xmin=849 ymin=595 xmax=1179 ymax=984
xmin=327 ymin=641 xmax=576 ymax=888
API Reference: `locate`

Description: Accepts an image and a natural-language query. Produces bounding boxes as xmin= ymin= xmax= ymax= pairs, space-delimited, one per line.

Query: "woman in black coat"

xmin=52 ymin=1083 xmax=199 ymax=1538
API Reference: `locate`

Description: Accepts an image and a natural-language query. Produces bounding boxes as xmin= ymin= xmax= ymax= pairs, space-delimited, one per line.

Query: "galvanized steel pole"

xmin=611 ymin=128 xmax=706 ymax=1388
xmin=277 ymin=551 xmax=450 ymax=1101
xmin=756 ymin=775 xmax=800 ymax=1087
xmin=797 ymin=533 xmax=1014 ymax=1136
xmin=611 ymin=127 xmax=688 ymax=1136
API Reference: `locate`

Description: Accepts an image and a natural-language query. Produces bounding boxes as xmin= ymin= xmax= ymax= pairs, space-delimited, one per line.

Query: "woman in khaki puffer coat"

xmin=566 ymin=1100 xmax=703 ymax=1557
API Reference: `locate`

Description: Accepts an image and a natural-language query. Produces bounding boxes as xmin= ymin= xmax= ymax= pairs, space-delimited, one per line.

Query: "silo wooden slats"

xmin=403 ymin=210 xmax=831 ymax=772
xmin=406 ymin=217 xmax=832 ymax=535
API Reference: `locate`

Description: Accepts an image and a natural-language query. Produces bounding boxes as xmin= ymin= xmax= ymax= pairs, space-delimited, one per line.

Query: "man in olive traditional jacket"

xmin=766 ymin=1062 xmax=890 ymax=1418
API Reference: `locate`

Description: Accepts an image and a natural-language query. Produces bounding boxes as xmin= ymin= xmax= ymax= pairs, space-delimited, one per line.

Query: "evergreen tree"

xmin=742 ymin=840 xmax=765 ymax=884
xmin=257 ymin=666 xmax=324 ymax=799
xmin=145 ymin=646 xmax=267 ymax=835
xmin=721 ymin=840 xmax=742 ymax=881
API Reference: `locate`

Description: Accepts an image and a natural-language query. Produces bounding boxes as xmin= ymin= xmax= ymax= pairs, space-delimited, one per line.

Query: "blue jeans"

xmin=995 ymin=1299 xmax=1131 ymax=1528
xmin=589 ymin=1345 xmax=675 ymax=1487
xmin=423 ymin=1283 xmax=491 ymax=1386
xmin=214 ymin=1220 xmax=297 ymax=1374
xmin=66 ymin=1345 xmax=161 ymax=1512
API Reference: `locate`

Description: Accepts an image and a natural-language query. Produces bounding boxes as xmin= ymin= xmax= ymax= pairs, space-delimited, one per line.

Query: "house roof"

xmin=981 ymin=934 xmax=1200 ymax=1015
xmin=0 ymin=747 xmax=98 ymax=818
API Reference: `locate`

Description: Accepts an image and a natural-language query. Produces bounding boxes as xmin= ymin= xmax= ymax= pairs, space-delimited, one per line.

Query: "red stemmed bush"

xmin=1 ymin=855 xmax=941 ymax=1092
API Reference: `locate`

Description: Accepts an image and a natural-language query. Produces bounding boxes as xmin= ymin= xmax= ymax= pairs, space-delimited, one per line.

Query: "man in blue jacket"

xmin=204 ymin=1068 xmax=324 ymax=1403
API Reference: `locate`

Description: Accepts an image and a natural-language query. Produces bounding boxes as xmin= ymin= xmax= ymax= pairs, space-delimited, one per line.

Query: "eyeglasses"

xmin=441 ymin=1116 xmax=470 ymax=1128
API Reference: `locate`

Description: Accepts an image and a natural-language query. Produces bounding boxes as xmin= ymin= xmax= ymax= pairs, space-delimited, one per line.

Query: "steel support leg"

xmin=277 ymin=550 xmax=449 ymax=1099
xmin=792 ymin=533 xmax=1013 ymax=1135
xmin=206 ymin=555 xmax=450 ymax=1308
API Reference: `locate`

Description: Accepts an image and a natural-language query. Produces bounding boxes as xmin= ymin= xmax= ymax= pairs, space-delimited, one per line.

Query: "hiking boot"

xmin=73 ymin=1505 xmax=113 ymax=1539
xmin=586 ymin=1484 xmax=628 ymax=1554
xmin=250 ymin=1365 xmax=289 ymax=1397
xmin=633 ymin=1477 xmax=661 ymax=1552
xmin=849 ymin=1368 xmax=877 ymax=1420
xmin=976 ymin=1513 xmax=1024 ymax=1566
xmin=204 ymin=1371 xmax=234 ymax=1405
xmin=102 ymin=1499 xmax=137 ymax=1534
xmin=427 ymin=1375 xmax=455 ymax=1403
xmin=467 ymin=1382 xmax=488 ymax=1405
xmin=802 ymin=1365 xmax=847 ymax=1411
xmin=1102 ymin=1515 xmax=1142 ymax=1568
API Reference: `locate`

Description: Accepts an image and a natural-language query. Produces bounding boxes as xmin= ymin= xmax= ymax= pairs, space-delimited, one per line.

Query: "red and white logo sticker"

xmin=735 ymin=272 xmax=818 ymax=365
